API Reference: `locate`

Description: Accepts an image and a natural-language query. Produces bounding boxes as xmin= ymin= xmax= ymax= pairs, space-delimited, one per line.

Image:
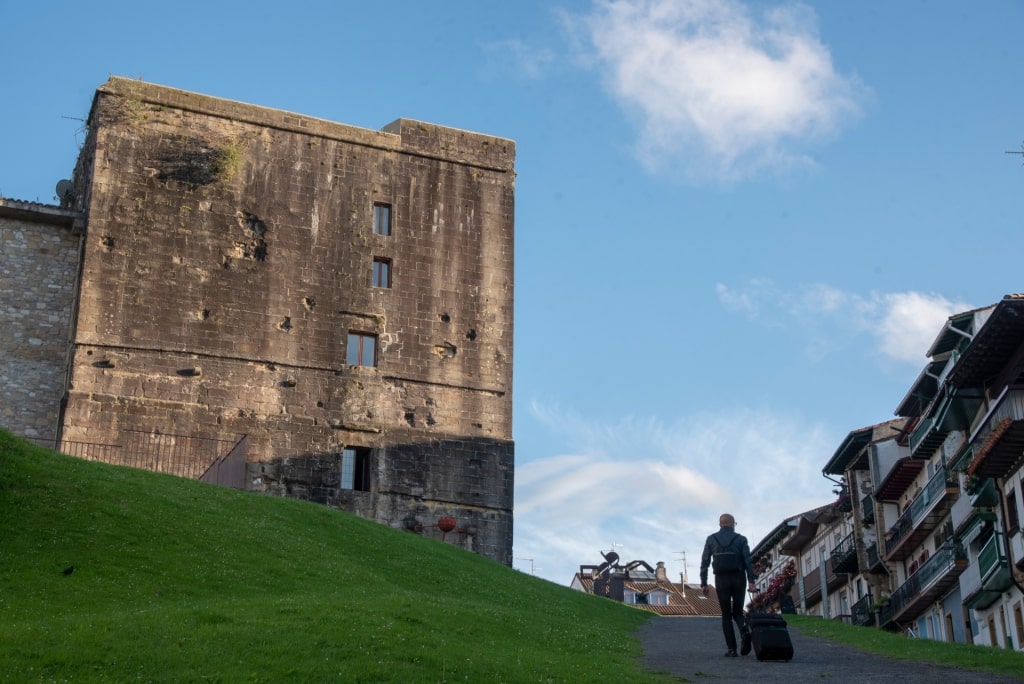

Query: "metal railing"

xmin=61 ymin=430 xmax=245 ymax=484
xmin=878 ymin=600 xmax=894 ymax=628
xmin=851 ymin=592 xmax=875 ymax=627
xmin=831 ymin=531 xmax=858 ymax=573
xmin=884 ymin=465 xmax=955 ymax=556
xmin=199 ymin=435 xmax=247 ymax=488
xmin=888 ymin=542 xmax=965 ymax=618
xmin=832 ymin=531 xmax=856 ymax=559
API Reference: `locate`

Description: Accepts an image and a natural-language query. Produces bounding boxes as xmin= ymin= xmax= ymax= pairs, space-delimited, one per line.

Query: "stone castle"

xmin=0 ymin=77 xmax=515 ymax=564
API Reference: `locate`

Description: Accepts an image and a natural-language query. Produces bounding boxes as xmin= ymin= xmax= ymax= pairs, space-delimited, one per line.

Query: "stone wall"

xmin=59 ymin=78 xmax=516 ymax=564
xmin=0 ymin=200 xmax=81 ymax=447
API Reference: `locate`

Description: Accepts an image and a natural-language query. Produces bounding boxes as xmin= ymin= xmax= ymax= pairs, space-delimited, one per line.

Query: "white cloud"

xmin=569 ymin=0 xmax=865 ymax=182
xmin=874 ymin=291 xmax=967 ymax=364
xmin=716 ymin=280 xmax=974 ymax=364
xmin=513 ymin=401 xmax=833 ymax=584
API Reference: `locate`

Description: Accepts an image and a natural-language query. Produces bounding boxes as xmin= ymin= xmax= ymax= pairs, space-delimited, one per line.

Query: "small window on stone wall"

xmin=341 ymin=447 xmax=370 ymax=491
xmin=373 ymin=203 xmax=392 ymax=236
xmin=372 ymin=257 xmax=391 ymax=288
xmin=346 ymin=332 xmax=377 ymax=367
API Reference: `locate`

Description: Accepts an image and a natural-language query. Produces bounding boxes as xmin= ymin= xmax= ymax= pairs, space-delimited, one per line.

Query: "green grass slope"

xmin=0 ymin=430 xmax=663 ymax=683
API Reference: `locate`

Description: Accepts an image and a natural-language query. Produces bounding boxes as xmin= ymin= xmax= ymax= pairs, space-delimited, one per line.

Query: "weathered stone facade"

xmin=0 ymin=200 xmax=82 ymax=447
xmin=5 ymin=77 xmax=515 ymax=565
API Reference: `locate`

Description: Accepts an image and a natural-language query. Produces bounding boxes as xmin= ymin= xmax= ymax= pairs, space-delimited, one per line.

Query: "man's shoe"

xmin=740 ymin=630 xmax=752 ymax=656
xmin=724 ymin=649 xmax=738 ymax=657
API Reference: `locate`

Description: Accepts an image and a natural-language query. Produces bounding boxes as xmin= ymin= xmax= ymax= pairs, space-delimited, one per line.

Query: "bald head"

xmin=719 ymin=513 xmax=736 ymax=528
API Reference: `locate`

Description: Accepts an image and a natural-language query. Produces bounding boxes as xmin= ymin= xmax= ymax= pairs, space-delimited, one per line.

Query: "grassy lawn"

xmin=0 ymin=430 xmax=668 ymax=682
xmin=789 ymin=613 xmax=1024 ymax=680
xmin=3 ymin=429 xmax=1024 ymax=682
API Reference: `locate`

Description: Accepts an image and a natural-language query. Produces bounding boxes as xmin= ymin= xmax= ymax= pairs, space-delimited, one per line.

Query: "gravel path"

xmin=636 ymin=616 xmax=1023 ymax=683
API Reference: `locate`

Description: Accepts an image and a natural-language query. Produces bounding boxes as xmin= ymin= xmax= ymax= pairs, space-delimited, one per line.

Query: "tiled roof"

xmin=0 ymin=197 xmax=80 ymax=227
xmin=572 ymin=574 xmax=722 ymax=617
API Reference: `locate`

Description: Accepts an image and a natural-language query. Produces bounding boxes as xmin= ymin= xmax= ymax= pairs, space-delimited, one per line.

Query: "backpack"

xmin=711 ymin=532 xmax=743 ymax=573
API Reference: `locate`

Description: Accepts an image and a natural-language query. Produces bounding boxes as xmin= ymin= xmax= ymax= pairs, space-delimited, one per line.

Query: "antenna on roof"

xmin=515 ymin=557 xmax=540 ymax=576
xmin=673 ymin=550 xmax=693 ymax=583
xmin=1006 ymin=141 xmax=1024 ymax=165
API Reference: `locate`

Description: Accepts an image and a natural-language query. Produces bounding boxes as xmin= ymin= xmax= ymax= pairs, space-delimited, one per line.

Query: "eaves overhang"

xmin=0 ymin=197 xmax=80 ymax=229
xmin=823 ymin=426 xmax=874 ymax=476
xmin=926 ymin=309 xmax=985 ymax=359
xmin=947 ymin=296 xmax=1024 ymax=389
xmin=966 ymin=417 xmax=1024 ymax=479
xmin=779 ymin=507 xmax=837 ymax=553
xmin=752 ymin=519 xmax=797 ymax=560
xmin=874 ymin=457 xmax=926 ymax=501
xmin=895 ymin=360 xmax=945 ymax=418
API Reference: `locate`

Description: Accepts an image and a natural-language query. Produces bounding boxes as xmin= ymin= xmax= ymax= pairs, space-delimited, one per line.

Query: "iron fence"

xmin=60 ymin=430 xmax=246 ymax=487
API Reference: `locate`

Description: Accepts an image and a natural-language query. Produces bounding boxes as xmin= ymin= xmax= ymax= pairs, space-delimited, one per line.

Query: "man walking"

xmin=700 ymin=513 xmax=757 ymax=657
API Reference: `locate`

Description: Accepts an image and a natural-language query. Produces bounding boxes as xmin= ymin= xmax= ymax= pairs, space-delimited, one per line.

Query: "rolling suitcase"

xmin=746 ymin=612 xmax=794 ymax=661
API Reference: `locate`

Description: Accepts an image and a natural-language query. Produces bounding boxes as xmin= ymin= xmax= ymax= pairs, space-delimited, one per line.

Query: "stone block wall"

xmin=59 ymin=78 xmax=515 ymax=564
xmin=0 ymin=201 xmax=82 ymax=447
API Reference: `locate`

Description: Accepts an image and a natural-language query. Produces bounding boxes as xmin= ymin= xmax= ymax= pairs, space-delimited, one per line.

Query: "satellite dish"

xmin=55 ymin=179 xmax=75 ymax=204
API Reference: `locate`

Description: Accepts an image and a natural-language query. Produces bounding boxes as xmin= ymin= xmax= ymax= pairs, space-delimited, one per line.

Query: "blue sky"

xmin=3 ymin=1 xmax=1024 ymax=585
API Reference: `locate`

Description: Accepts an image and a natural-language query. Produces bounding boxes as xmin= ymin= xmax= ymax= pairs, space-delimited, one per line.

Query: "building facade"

xmin=571 ymin=554 xmax=722 ymax=617
xmin=1 ymin=77 xmax=516 ymax=565
xmin=0 ymin=199 xmax=83 ymax=448
xmin=755 ymin=296 xmax=1024 ymax=650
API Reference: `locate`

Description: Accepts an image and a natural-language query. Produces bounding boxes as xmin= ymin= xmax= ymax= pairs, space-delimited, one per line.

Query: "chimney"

xmin=655 ymin=561 xmax=668 ymax=582
xmin=680 ymin=572 xmax=688 ymax=598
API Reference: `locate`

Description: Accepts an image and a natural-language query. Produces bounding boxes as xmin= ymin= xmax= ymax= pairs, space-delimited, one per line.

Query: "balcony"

xmin=962 ymin=533 xmax=1013 ymax=610
xmin=850 ymin=592 xmax=875 ymax=627
xmin=802 ymin=563 xmax=822 ymax=607
xmin=910 ymin=402 xmax=951 ymax=457
xmin=801 ymin=556 xmax=847 ymax=608
xmin=878 ymin=600 xmax=894 ymax=628
xmin=884 ymin=465 xmax=960 ymax=562
xmin=969 ymin=477 xmax=1000 ymax=508
xmin=889 ymin=542 xmax=967 ymax=624
xmin=831 ymin=532 xmax=859 ymax=575
xmin=964 ymin=387 xmax=1024 ymax=479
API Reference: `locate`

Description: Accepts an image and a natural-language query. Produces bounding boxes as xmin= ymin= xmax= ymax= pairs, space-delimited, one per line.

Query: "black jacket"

xmin=699 ymin=526 xmax=756 ymax=586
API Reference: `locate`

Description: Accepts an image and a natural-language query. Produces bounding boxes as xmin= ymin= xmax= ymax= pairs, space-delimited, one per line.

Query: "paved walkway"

xmin=636 ymin=616 xmax=1023 ymax=683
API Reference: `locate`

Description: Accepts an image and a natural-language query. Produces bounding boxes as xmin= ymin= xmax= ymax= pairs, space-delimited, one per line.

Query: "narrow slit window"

xmin=346 ymin=332 xmax=377 ymax=367
xmin=372 ymin=257 xmax=391 ymax=288
xmin=373 ymin=203 xmax=392 ymax=236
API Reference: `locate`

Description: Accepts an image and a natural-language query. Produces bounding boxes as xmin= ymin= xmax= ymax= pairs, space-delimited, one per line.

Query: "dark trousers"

xmin=715 ymin=571 xmax=748 ymax=650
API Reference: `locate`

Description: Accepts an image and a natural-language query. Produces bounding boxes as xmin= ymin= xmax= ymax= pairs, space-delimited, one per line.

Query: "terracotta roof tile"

xmin=571 ymin=573 xmax=722 ymax=617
